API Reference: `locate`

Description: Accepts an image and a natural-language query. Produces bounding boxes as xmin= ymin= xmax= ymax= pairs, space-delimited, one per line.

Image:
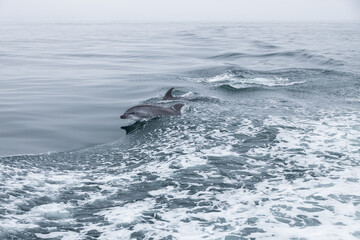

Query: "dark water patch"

xmin=130 ymin=230 xmax=146 ymax=240
xmin=297 ymin=207 xmax=324 ymax=213
xmin=352 ymin=231 xmax=360 ymax=239
xmin=86 ymin=229 xmax=102 ymax=239
xmin=241 ymin=227 xmax=266 ymax=236
xmin=217 ymin=84 xmax=268 ymax=92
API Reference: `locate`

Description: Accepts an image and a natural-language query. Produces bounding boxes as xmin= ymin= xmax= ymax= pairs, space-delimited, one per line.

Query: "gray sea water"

xmin=0 ymin=22 xmax=360 ymax=239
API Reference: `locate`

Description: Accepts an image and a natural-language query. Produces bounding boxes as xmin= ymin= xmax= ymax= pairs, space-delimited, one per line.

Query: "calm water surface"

xmin=0 ymin=22 xmax=360 ymax=239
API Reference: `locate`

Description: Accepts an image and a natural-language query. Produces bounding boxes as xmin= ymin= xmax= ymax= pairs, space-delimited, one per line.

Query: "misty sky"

xmin=0 ymin=0 xmax=359 ymax=22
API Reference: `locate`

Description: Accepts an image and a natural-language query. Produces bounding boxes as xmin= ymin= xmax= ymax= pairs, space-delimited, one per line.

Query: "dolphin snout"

xmin=120 ymin=115 xmax=127 ymax=119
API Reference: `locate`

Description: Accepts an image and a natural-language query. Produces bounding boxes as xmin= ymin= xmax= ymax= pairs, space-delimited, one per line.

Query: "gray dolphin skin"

xmin=120 ymin=104 xmax=184 ymax=120
xmin=163 ymin=87 xmax=186 ymax=100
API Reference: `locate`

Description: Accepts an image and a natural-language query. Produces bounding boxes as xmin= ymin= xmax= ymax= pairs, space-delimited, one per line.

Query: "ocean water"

xmin=0 ymin=22 xmax=360 ymax=239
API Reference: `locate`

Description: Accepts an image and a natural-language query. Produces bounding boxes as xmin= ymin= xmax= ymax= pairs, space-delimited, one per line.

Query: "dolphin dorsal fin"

xmin=171 ymin=103 xmax=184 ymax=114
xmin=163 ymin=87 xmax=175 ymax=100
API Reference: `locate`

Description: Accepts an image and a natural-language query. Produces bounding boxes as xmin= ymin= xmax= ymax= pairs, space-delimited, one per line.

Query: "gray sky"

xmin=0 ymin=0 xmax=359 ymax=22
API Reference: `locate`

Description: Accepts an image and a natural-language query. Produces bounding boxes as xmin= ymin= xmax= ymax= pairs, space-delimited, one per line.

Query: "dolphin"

xmin=120 ymin=104 xmax=184 ymax=120
xmin=163 ymin=87 xmax=187 ymax=101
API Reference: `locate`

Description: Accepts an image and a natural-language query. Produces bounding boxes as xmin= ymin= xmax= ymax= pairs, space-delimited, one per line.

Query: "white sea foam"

xmin=83 ymin=110 xmax=359 ymax=239
xmin=29 ymin=203 xmax=73 ymax=220
xmin=100 ymin=200 xmax=155 ymax=225
xmin=0 ymin=168 xmax=85 ymax=234
xmin=36 ymin=231 xmax=82 ymax=240
xmin=194 ymin=72 xmax=305 ymax=88
xmin=1 ymin=109 xmax=359 ymax=239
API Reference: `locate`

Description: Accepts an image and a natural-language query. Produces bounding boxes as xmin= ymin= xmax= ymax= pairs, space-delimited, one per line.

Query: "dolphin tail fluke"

xmin=171 ymin=103 xmax=184 ymax=114
xmin=163 ymin=87 xmax=175 ymax=100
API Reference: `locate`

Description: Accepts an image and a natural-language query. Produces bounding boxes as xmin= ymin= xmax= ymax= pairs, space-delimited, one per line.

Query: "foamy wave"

xmin=194 ymin=71 xmax=305 ymax=89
